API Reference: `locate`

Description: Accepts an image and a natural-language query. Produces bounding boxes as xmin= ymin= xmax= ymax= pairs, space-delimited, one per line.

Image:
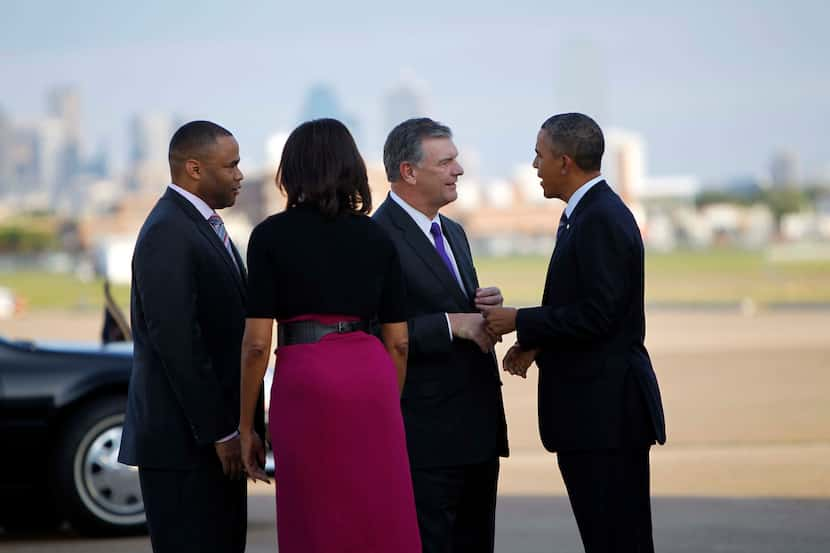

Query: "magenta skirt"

xmin=269 ymin=315 xmax=421 ymax=552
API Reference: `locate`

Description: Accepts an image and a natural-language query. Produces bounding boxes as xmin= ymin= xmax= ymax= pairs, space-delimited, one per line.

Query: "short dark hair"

xmin=383 ymin=118 xmax=452 ymax=182
xmin=540 ymin=113 xmax=604 ymax=171
xmin=277 ymin=118 xmax=371 ymax=217
xmin=168 ymin=120 xmax=233 ymax=167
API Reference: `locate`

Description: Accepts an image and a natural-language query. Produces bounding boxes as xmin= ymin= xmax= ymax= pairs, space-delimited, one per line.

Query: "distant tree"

xmin=0 ymin=225 xmax=59 ymax=253
xmin=760 ymin=189 xmax=809 ymax=222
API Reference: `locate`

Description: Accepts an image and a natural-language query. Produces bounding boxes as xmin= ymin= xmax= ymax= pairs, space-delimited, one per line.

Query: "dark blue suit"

xmin=516 ymin=181 xmax=665 ymax=553
xmin=120 ymin=188 xmax=263 ymax=553
xmin=373 ymin=196 xmax=508 ymax=553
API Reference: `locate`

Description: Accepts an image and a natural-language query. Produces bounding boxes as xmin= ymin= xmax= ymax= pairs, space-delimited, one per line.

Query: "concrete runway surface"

xmin=1 ymin=309 xmax=829 ymax=550
xmin=2 ymin=494 xmax=829 ymax=552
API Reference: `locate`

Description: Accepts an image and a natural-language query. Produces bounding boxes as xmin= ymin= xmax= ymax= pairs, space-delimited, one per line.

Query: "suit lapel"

xmin=382 ymin=198 xmax=470 ymax=308
xmin=542 ymin=181 xmax=609 ymax=304
xmin=165 ymin=189 xmax=247 ymax=299
xmin=440 ymin=215 xmax=477 ymax=300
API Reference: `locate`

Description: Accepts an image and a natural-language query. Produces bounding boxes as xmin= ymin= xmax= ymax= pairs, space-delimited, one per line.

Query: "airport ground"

xmin=1 ymin=308 xmax=828 ymax=551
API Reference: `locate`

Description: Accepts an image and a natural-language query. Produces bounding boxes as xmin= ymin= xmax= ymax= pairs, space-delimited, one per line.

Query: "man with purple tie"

xmin=372 ymin=118 xmax=509 ymax=553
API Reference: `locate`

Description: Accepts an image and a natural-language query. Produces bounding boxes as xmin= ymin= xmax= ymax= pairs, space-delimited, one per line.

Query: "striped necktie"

xmin=207 ymin=214 xmax=239 ymax=272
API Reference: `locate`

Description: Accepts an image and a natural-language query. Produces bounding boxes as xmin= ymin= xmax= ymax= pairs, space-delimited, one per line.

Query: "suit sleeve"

xmin=134 ymin=222 xmax=236 ymax=445
xmin=407 ymin=312 xmax=453 ymax=356
xmin=516 ymin=210 xmax=634 ymax=349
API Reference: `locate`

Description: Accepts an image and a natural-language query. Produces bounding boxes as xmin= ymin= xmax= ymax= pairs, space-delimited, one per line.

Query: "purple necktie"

xmin=429 ymin=222 xmax=460 ymax=282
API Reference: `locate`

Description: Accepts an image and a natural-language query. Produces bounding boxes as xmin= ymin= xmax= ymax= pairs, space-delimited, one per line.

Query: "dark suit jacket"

xmin=119 ymin=188 xmax=263 ymax=469
xmin=516 ymin=181 xmax=666 ymax=453
xmin=373 ymin=196 xmax=508 ymax=469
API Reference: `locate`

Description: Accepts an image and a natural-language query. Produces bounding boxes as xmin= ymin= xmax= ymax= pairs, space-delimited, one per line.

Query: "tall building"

xmin=0 ymin=108 xmax=12 ymax=196
xmin=47 ymin=86 xmax=82 ymax=180
xmin=556 ymin=40 xmax=609 ymax=126
xmin=382 ymin=75 xmax=428 ymax=136
xmin=298 ymin=84 xmax=361 ymax=144
xmin=128 ymin=113 xmax=175 ymax=191
xmin=770 ymin=150 xmax=799 ymax=188
xmin=604 ymin=128 xmax=646 ymax=206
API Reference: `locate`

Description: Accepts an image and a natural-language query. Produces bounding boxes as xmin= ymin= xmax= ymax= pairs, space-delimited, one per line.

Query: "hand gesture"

xmin=474 ymin=286 xmax=504 ymax=312
xmin=502 ymin=343 xmax=539 ymax=379
xmin=448 ymin=312 xmax=496 ymax=353
xmin=214 ymin=436 xmax=245 ymax=480
xmin=240 ymin=430 xmax=271 ymax=484
xmin=483 ymin=307 xmax=518 ymax=336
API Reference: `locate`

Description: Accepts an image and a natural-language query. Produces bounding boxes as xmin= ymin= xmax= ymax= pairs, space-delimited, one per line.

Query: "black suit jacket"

xmin=120 ymin=188 xmax=263 ymax=469
xmin=373 ymin=196 xmax=509 ymax=468
xmin=516 ymin=182 xmax=666 ymax=453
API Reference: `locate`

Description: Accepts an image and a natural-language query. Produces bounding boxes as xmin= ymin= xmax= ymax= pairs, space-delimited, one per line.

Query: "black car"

xmin=0 ymin=335 xmax=145 ymax=536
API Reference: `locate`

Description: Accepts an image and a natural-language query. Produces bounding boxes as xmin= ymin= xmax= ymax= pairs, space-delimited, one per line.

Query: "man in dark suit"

xmin=373 ymin=118 xmax=509 ymax=553
xmin=119 ymin=120 xmax=263 ymax=553
xmin=485 ymin=113 xmax=666 ymax=553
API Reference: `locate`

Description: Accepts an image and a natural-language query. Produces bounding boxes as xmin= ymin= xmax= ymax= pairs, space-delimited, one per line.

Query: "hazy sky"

xmin=2 ymin=0 xmax=828 ymax=182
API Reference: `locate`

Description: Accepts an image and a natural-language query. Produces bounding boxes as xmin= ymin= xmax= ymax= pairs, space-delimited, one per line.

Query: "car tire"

xmin=53 ymin=395 xmax=147 ymax=536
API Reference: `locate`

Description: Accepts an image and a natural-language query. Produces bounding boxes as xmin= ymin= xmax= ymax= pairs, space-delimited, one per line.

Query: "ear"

xmin=400 ymin=161 xmax=418 ymax=186
xmin=184 ymin=159 xmax=201 ymax=181
xmin=560 ymin=154 xmax=572 ymax=175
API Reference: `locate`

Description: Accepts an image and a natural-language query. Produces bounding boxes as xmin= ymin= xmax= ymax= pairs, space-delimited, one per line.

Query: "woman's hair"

xmin=277 ymin=118 xmax=371 ymax=217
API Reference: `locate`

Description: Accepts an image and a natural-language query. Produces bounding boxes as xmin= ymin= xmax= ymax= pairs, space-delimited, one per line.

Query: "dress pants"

xmin=138 ymin=460 xmax=247 ymax=553
xmin=556 ymin=370 xmax=657 ymax=553
xmin=410 ymin=457 xmax=500 ymax=553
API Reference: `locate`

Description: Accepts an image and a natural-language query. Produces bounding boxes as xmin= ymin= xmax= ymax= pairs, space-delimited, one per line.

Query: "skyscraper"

xmin=382 ymin=74 xmax=428 ymax=136
xmin=770 ymin=150 xmax=799 ymax=188
xmin=0 ymin=108 xmax=12 ymax=196
xmin=298 ymin=84 xmax=361 ymax=144
xmin=555 ymin=40 xmax=609 ymax=127
xmin=128 ymin=113 xmax=175 ymax=191
xmin=604 ymin=128 xmax=646 ymax=206
xmin=47 ymin=86 xmax=82 ymax=181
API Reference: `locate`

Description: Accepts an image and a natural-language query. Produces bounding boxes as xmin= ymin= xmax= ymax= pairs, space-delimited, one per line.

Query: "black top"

xmin=246 ymin=204 xmax=406 ymax=323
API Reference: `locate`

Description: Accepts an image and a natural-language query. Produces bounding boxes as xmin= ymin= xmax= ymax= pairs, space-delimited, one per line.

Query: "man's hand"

xmin=502 ymin=343 xmax=539 ymax=379
xmin=474 ymin=286 xmax=504 ymax=312
xmin=448 ymin=313 xmax=496 ymax=353
xmin=214 ymin=436 xmax=244 ymax=480
xmin=484 ymin=307 xmax=518 ymax=336
xmin=240 ymin=430 xmax=271 ymax=484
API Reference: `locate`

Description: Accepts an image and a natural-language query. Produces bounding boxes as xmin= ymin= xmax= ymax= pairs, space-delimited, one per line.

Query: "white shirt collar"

xmin=168 ymin=183 xmax=216 ymax=220
xmin=564 ymin=174 xmax=604 ymax=218
xmin=389 ymin=190 xmax=441 ymax=235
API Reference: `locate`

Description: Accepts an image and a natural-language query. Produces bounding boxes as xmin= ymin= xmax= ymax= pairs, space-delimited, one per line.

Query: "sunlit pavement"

xmin=2 ymin=493 xmax=829 ymax=552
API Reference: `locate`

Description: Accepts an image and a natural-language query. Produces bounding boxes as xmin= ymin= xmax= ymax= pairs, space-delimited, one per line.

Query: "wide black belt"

xmin=277 ymin=319 xmax=370 ymax=346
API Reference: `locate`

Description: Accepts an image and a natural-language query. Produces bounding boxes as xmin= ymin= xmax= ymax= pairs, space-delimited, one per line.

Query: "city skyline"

xmin=2 ymin=1 xmax=829 ymax=183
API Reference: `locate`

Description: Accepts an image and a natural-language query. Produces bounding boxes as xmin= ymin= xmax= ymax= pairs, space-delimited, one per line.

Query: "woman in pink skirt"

xmin=238 ymin=118 xmax=421 ymax=552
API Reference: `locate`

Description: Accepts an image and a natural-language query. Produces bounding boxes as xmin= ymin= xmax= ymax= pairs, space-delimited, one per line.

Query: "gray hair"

xmin=541 ymin=113 xmax=604 ymax=171
xmin=383 ymin=118 xmax=452 ymax=182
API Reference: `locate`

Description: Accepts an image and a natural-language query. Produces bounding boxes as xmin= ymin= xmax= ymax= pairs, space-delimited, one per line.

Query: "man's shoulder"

xmin=580 ymin=183 xmax=632 ymax=220
xmin=136 ymin=197 xmax=194 ymax=247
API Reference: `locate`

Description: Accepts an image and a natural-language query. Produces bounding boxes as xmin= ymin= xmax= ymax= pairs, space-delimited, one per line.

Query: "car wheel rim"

xmin=74 ymin=414 xmax=145 ymax=525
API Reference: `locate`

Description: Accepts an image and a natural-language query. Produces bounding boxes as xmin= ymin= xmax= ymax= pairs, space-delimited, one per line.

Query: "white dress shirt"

xmin=168 ymin=183 xmax=239 ymax=444
xmin=168 ymin=183 xmax=240 ymax=273
xmin=389 ymin=191 xmax=466 ymax=341
xmin=565 ymin=174 xmax=605 ymax=218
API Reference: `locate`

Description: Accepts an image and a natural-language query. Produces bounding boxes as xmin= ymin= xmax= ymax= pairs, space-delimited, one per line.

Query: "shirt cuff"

xmin=445 ymin=313 xmax=453 ymax=341
xmin=216 ymin=430 xmax=239 ymax=444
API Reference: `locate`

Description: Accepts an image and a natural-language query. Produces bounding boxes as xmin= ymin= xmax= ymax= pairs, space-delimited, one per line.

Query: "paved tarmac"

xmin=2 ymin=494 xmax=829 ymax=552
